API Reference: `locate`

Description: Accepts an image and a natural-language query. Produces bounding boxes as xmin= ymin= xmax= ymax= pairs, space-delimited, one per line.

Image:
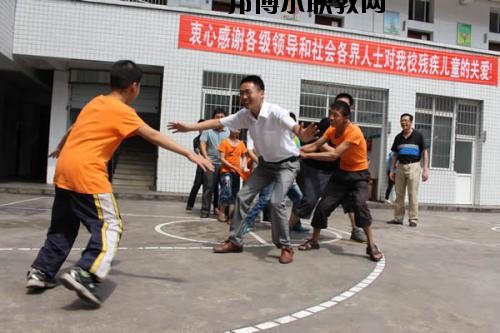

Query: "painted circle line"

xmin=227 ymin=258 xmax=386 ymax=333
xmin=154 ymin=218 xmax=385 ymax=333
xmin=154 ymin=219 xmax=343 ymax=246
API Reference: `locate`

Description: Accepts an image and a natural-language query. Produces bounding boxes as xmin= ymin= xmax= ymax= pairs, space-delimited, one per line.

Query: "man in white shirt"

xmin=169 ymin=75 xmax=316 ymax=264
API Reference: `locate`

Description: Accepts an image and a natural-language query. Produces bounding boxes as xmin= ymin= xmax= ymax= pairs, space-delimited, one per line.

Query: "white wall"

xmin=46 ymin=71 xmax=70 ymax=184
xmin=0 ymin=0 xmax=16 ymax=59
xmin=14 ymin=0 xmax=500 ymax=205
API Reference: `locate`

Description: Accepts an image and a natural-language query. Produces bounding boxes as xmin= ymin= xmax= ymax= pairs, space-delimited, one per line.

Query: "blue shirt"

xmin=200 ymin=128 xmax=229 ymax=165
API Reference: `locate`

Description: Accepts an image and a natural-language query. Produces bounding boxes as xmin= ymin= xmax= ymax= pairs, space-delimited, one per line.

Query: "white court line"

xmin=228 ymin=258 xmax=386 ymax=333
xmin=0 ymin=197 xmax=45 ymax=207
xmin=0 ymin=246 xmax=213 ymax=252
xmin=491 ymin=226 xmax=500 ymax=233
xmin=155 ymin=220 xmax=342 ymax=247
xmin=249 ymin=231 xmax=269 ymax=245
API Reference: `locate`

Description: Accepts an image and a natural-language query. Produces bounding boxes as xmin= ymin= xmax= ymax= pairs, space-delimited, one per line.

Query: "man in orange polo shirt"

xmin=26 ymin=60 xmax=213 ymax=306
xmin=298 ymin=100 xmax=382 ymax=262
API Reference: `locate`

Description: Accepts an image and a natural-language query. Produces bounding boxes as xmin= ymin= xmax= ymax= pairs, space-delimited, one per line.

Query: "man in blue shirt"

xmin=199 ymin=109 xmax=229 ymax=218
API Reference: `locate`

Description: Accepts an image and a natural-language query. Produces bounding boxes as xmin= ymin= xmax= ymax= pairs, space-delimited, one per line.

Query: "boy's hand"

xmin=168 ymin=122 xmax=192 ymax=133
xmin=299 ymin=151 xmax=309 ymax=159
xmin=188 ymin=153 xmax=214 ymax=172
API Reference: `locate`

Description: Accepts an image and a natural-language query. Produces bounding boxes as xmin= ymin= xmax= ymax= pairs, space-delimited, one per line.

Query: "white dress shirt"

xmin=220 ymin=101 xmax=299 ymax=162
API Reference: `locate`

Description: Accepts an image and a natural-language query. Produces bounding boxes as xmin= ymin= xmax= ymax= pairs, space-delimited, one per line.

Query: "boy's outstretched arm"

xmin=168 ymin=119 xmax=222 ymax=133
xmin=136 ymin=124 xmax=214 ymax=172
xmin=48 ymin=125 xmax=73 ymax=158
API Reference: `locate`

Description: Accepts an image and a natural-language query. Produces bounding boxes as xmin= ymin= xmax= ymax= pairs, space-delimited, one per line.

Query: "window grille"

xmin=201 ymin=71 xmax=247 ymax=120
xmin=415 ymin=94 xmax=480 ymax=170
xmin=300 ymin=80 xmax=387 ymax=138
xmin=490 ymin=11 xmax=500 ymax=33
xmin=409 ymin=0 xmax=432 ymax=23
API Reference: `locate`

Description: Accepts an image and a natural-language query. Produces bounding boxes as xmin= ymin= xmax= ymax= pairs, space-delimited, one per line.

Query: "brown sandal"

xmin=366 ymin=245 xmax=383 ymax=262
xmin=298 ymin=239 xmax=320 ymax=251
xmin=217 ymin=214 xmax=228 ymax=223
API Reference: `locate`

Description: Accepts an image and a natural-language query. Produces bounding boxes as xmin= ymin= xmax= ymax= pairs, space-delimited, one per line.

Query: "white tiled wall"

xmin=0 ymin=0 xmax=16 ymax=59
xmin=13 ymin=0 xmax=500 ymax=205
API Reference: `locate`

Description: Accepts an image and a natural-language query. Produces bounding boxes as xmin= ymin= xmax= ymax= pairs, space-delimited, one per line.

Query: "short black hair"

xmin=400 ymin=113 xmax=414 ymax=122
xmin=289 ymin=112 xmax=297 ymax=122
xmin=329 ymin=100 xmax=351 ymax=118
xmin=212 ymin=108 xmax=226 ymax=118
xmin=240 ymin=75 xmax=265 ymax=91
xmin=318 ymin=118 xmax=331 ymax=136
xmin=334 ymin=93 xmax=354 ymax=107
xmin=110 ymin=60 xmax=142 ymax=89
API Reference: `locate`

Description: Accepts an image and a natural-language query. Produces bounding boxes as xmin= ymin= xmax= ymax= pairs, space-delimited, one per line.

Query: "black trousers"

xmin=186 ymin=166 xmax=204 ymax=209
xmin=32 ymin=187 xmax=122 ymax=280
xmin=311 ymin=170 xmax=372 ymax=229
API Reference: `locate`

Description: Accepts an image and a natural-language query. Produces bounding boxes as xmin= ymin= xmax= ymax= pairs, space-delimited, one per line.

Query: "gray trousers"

xmin=228 ymin=159 xmax=299 ymax=247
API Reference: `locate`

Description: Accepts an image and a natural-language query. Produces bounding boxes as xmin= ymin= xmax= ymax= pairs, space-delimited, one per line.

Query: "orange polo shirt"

xmin=54 ymin=95 xmax=145 ymax=194
xmin=323 ymin=123 xmax=368 ymax=172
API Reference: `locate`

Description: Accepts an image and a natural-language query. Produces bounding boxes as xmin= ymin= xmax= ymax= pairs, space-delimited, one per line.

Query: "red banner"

xmin=178 ymin=15 xmax=498 ymax=86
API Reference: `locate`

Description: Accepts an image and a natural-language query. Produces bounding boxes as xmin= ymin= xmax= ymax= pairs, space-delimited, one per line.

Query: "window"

xmin=212 ymin=0 xmax=239 ymax=13
xmin=409 ymin=0 xmax=432 ymax=23
xmin=490 ymin=10 xmax=500 ymax=33
xmin=488 ymin=41 xmax=500 ymax=52
xmin=407 ymin=29 xmax=432 ymax=41
xmin=201 ymin=71 xmax=247 ymax=120
xmin=300 ymin=81 xmax=387 ymax=138
xmin=315 ymin=15 xmax=343 ymax=27
xmin=414 ymin=95 xmax=480 ymax=170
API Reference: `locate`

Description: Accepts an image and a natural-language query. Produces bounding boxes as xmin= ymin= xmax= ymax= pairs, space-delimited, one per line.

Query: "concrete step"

xmin=114 ymin=163 xmax=155 ymax=171
xmin=112 ymin=178 xmax=154 ymax=187
xmin=113 ymin=173 xmax=155 ymax=181
xmin=118 ymin=155 xmax=156 ymax=162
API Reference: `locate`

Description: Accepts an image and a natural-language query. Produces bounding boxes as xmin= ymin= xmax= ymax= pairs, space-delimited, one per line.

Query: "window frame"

xmin=490 ymin=10 xmax=500 ymax=34
xmin=414 ymin=94 xmax=480 ymax=171
xmin=408 ymin=0 xmax=432 ymax=23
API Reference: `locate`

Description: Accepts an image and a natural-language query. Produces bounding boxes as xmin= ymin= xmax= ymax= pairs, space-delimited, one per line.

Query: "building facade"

xmin=1 ymin=0 xmax=500 ymax=206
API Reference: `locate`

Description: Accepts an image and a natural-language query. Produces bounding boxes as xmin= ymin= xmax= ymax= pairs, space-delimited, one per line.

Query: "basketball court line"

xmin=226 ymin=258 xmax=386 ymax=333
xmin=0 ymin=197 xmax=45 ymax=207
xmin=0 ymin=205 xmax=386 ymax=332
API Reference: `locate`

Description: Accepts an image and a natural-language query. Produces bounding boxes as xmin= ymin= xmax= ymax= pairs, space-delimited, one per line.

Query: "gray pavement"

xmin=0 ymin=192 xmax=499 ymax=333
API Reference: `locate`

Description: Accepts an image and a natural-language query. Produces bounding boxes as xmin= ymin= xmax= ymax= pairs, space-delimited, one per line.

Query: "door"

xmin=454 ymin=101 xmax=480 ymax=205
xmin=454 ymin=139 xmax=474 ymax=204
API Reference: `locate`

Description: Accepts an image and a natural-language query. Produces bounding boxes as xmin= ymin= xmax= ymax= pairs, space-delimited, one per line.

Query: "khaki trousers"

xmin=394 ymin=162 xmax=421 ymax=222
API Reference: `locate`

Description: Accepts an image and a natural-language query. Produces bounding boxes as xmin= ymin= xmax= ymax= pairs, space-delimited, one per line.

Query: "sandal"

xmin=217 ymin=214 xmax=228 ymax=223
xmin=366 ymin=245 xmax=383 ymax=262
xmin=298 ymin=239 xmax=320 ymax=251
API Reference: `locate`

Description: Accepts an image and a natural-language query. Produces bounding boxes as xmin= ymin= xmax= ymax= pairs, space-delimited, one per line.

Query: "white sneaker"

xmin=384 ymin=199 xmax=393 ymax=205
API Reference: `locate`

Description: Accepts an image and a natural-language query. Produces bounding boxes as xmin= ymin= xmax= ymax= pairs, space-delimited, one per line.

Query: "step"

xmin=113 ymin=173 xmax=155 ymax=181
xmin=114 ymin=164 xmax=155 ymax=171
xmin=118 ymin=155 xmax=156 ymax=162
xmin=112 ymin=178 xmax=154 ymax=187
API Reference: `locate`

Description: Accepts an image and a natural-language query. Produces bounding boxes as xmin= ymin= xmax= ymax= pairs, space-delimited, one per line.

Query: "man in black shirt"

xmin=387 ymin=113 xmax=429 ymax=227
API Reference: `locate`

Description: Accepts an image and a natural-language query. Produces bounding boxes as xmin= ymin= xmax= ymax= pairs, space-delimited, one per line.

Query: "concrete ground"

xmin=0 ymin=192 xmax=499 ymax=333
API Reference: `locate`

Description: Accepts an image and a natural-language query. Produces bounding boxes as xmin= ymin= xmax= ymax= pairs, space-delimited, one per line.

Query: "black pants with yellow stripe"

xmin=32 ymin=187 xmax=123 ymax=280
